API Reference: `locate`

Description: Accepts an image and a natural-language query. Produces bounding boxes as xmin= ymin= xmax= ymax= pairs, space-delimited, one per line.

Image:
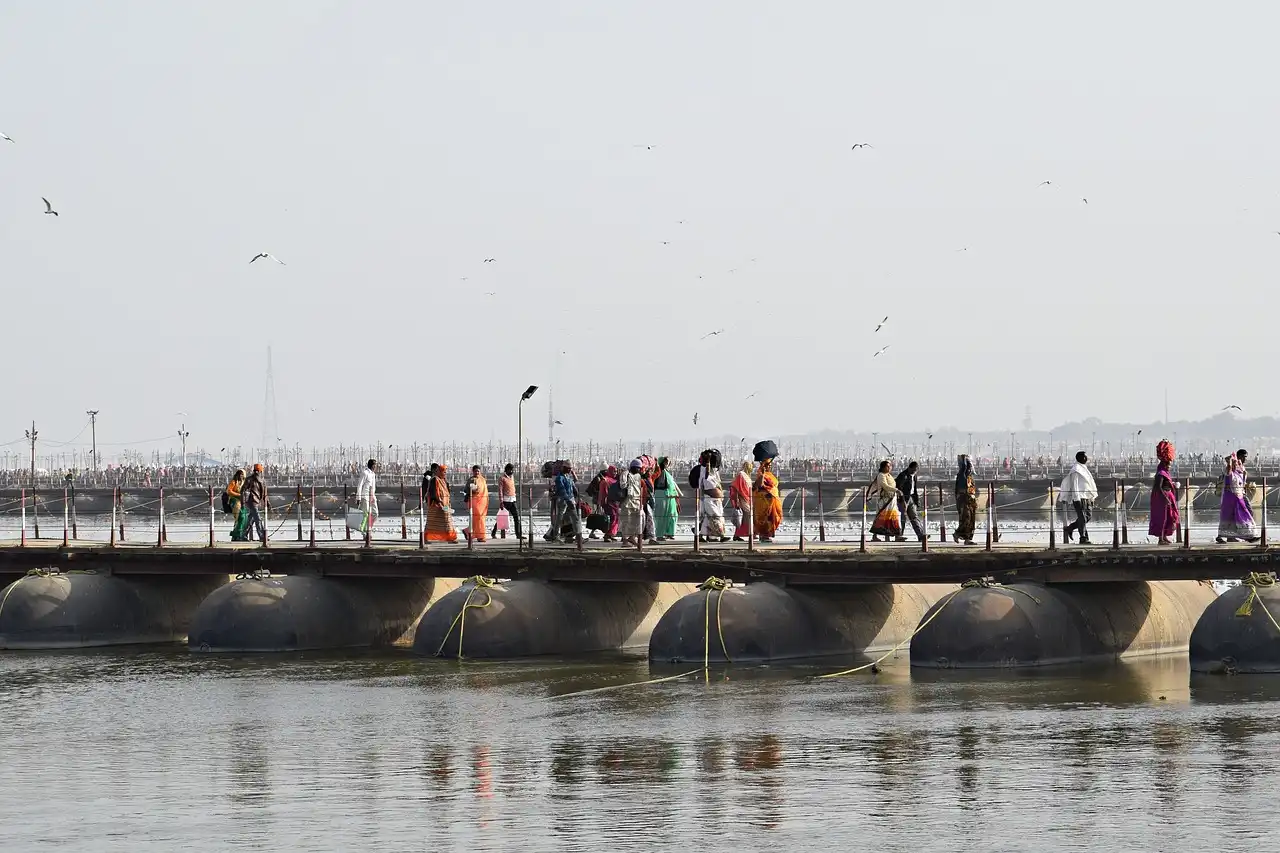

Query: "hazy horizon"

xmin=3 ymin=1 xmax=1277 ymax=451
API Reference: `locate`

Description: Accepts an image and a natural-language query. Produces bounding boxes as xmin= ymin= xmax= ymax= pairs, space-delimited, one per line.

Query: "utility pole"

xmin=24 ymin=421 xmax=37 ymax=486
xmin=178 ymin=423 xmax=189 ymax=484
xmin=86 ymin=410 xmax=99 ymax=475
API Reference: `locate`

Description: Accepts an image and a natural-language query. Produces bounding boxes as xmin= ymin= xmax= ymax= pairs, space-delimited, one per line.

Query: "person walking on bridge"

xmin=895 ymin=460 xmax=925 ymax=542
xmin=355 ymin=458 xmax=379 ymax=534
xmin=869 ymin=460 xmax=904 ymax=542
xmin=730 ymin=459 xmax=753 ymax=541
xmin=244 ymin=463 xmax=267 ymax=543
xmin=465 ymin=465 xmax=488 ymax=544
xmin=225 ymin=468 xmax=248 ymax=541
xmin=1217 ymin=453 xmax=1258 ymax=543
xmin=653 ymin=457 xmax=682 ymax=541
xmin=426 ymin=464 xmax=458 ymax=543
xmin=953 ymin=455 xmax=977 ymax=545
xmin=1149 ymin=440 xmax=1179 ymax=546
xmin=753 ymin=457 xmax=782 ymax=543
xmin=1058 ymin=451 xmax=1098 ymax=544
xmin=618 ymin=459 xmax=646 ymax=545
xmin=492 ymin=463 xmax=520 ymax=540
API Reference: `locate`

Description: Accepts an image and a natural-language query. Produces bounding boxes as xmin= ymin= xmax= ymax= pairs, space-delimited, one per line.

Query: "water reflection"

xmin=4 ymin=650 xmax=1280 ymax=851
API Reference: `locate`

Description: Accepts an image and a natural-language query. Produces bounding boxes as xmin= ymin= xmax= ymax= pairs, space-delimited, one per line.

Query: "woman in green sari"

xmin=227 ymin=469 xmax=249 ymax=541
xmin=652 ymin=457 xmax=683 ymax=540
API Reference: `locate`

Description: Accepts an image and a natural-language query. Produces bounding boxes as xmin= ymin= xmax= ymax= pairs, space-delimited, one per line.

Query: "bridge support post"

xmin=61 ymin=487 xmax=69 ymax=548
xmin=209 ymin=486 xmax=215 ymax=548
xmin=344 ymin=485 xmax=351 ymax=541
xmin=1049 ymin=485 xmax=1056 ymax=551
xmin=297 ymin=485 xmax=304 ymax=541
xmin=19 ymin=488 xmax=26 ymax=547
xmin=1121 ymin=477 xmax=1129 ymax=545
xmin=747 ymin=477 xmax=754 ymax=552
xmin=157 ymin=487 xmax=165 ymax=548
xmin=109 ymin=487 xmax=116 ymax=548
xmin=1183 ymin=480 xmax=1192 ymax=549
xmin=817 ymin=481 xmax=826 ymax=542
xmin=310 ymin=486 xmax=317 ymax=548
xmin=859 ymin=486 xmax=867 ymax=553
xmin=1112 ymin=480 xmax=1120 ymax=549
xmin=921 ymin=486 xmax=928 ymax=553
xmin=937 ymin=484 xmax=946 ymax=544
xmin=798 ymin=484 xmax=805 ymax=553
xmin=400 ymin=480 xmax=407 ymax=541
xmin=991 ymin=482 xmax=999 ymax=543
xmin=1262 ymin=478 xmax=1269 ymax=549
xmin=984 ymin=483 xmax=992 ymax=551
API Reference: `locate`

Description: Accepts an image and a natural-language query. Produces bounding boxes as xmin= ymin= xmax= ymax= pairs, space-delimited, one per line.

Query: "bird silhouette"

xmin=1224 ymin=405 xmax=1242 ymax=411
xmin=1037 ymin=181 xmax=1053 ymax=187
xmin=700 ymin=329 xmax=725 ymax=340
xmin=0 ymin=133 xmax=13 ymax=143
xmin=927 ymin=433 xmax=934 ymax=440
xmin=851 ymin=143 xmax=873 ymax=150
xmin=745 ymin=392 xmax=758 ymax=400
xmin=632 ymin=144 xmax=655 ymax=150
xmin=873 ymin=345 xmax=890 ymax=358
xmin=554 ymin=420 xmax=563 ymax=425
xmin=874 ymin=315 xmax=889 ymax=333
xmin=483 ymin=258 xmax=496 ymax=263
xmin=483 ymin=291 xmax=496 ymax=297
xmin=661 ymin=241 xmax=671 ymax=245
xmin=1081 ymin=198 xmax=1088 ymax=204
xmin=250 ymin=252 xmax=284 ymax=264
xmin=693 ymin=413 xmax=699 ymax=426
xmin=42 ymin=197 xmax=58 ymax=216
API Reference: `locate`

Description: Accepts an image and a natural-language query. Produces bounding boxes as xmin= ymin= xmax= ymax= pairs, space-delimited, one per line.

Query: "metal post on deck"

xmin=1121 ymin=477 xmax=1129 ymax=545
xmin=61 ymin=486 xmax=69 ymax=548
xmin=991 ymin=482 xmax=999 ymax=544
xmin=109 ymin=487 xmax=117 ymax=547
xmin=263 ymin=498 xmax=270 ymax=548
xmin=418 ymin=486 xmax=426 ymax=550
xmin=70 ymin=483 xmax=78 ymax=541
xmin=1183 ymin=479 xmax=1192 ymax=550
xmin=401 ymin=480 xmax=407 ymax=540
xmin=209 ymin=486 xmax=215 ymax=548
xmin=1111 ymin=480 xmax=1120 ymax=549
xmin=19 ymin=488 xmax=26 ymax=547
xmin=694 ymin=476 xmax=702 ymax=553
xmin=798 ymin=485 xmax=806 ymax=553
xmin=32 ymin=488 xmax=39 ymax=539
xmin=921 ymin=486 xmax=929 ymax=553
xmin=747 ymin=477 xmax=754 ymax=552
xmin=938 ymin=484 xmax=946 ymax=544
xmin=310 ymin=486 xmax=317 ymax=548
xmin=1048 ymin=485 xmax=1056 ymax=550
xmin=527 ymin=484 xmax=535 ymax=550
xmin=859 ymin=486 xmax=868 ymax=553
xmin=296 ymin=485 xmax=304 ymax=541
xmin=344 ymin=485 xmax=351 ymax=540
xmin=984 ymin=483 xmax=992 ymax=551
xmin=1262 ymin=478 xmax=1269 ymax=548
xmin=157 ymin=487 xmax=165 ymax=547
xmin=817 ymin=481 xmax=826 ymax=542
xmin=118 ymin=487 xmax=126 ymax=542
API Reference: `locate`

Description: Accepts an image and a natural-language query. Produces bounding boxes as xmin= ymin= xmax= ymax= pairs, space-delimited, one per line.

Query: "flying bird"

xmin=693 ymin=412 xmax=699 ymax=426
xmin=661 ymin=241 xmax=671 ymax=245
xmin=0 ymin=133 xmax=13 ymax=143
xmin=483 ymin=258 xmax=496 ymax=263
xmin=1081 ymin=198 xmax=1088 ymax=204
xmin=744 ymin=392 xmax=758 ymax=400
xmin=42 ymin=197 xmax=57 ymax=216
xmin=927 ymin=433 xmax=934 ymax=440
xmin=956 ymin=247 xmax=968 ymax=253
xmin=250 ymin=253 xmax=284 ymax=264
xmin=700 ymin=329 xmax=725 ymax=340
xmin=1037 ymin=181 xmax=1053 ymax=187
xmin=483 ymin=291 xmax=496 ymax=297
xmin=874 ymin=315 xmax=889 ymax=333
xmin=632 ymin=144 xmax=656 ymax=150
xmin=554 ymin=420 xmax=563 ymax=425
xmin=1224 ymin=405 xmax=1242 ymax=411
xmin=851 ymin=143 xmax=874 ymax=149
xmin=881 ymin=443 xmax=894 ymax=456
xmin=873 ymin=345 xmax=890 ymax=358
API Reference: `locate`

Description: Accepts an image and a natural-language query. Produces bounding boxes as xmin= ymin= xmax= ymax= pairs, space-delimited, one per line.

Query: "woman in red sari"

xmin=1149 ymin=440 xmax=1180 ymax=545
xmin=753 ymin=458 xmax=783 ymax=543
xmin=427 ymin=464 xmax=458 ymax=543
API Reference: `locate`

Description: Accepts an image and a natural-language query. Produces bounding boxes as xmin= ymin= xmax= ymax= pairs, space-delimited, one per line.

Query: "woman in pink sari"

xmin=730 ymin=459 xmax=754 ymax=541
xmin=1149 ymin=439 xmax=1180 ymax=545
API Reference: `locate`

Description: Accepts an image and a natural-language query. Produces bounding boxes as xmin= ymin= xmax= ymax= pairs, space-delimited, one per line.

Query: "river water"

xmin=3 ymin=650 xmax=1279 ymax=851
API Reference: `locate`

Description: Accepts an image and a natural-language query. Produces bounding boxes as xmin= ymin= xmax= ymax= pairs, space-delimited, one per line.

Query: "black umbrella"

xmin=752 ymin=440 xmax=779 ymax=462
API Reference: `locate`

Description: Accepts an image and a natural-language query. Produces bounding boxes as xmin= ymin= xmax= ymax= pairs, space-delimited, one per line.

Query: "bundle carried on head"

xmin=1156 ymin=439 xmax=1175 ymax=464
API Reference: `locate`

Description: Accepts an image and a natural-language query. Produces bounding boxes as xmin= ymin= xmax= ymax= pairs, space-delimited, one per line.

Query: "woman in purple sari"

xmin=1149 ymin=439 xmax=1180 ymax=545
xmin=1217 ymin=454 xmax=1259 ymax=542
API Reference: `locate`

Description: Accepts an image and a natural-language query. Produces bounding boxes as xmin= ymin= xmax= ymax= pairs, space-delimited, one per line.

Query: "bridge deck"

xmin=0 ymin=540 xmax=1269 ymax=586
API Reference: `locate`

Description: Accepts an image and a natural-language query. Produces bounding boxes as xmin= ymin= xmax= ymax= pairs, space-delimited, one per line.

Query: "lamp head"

xmin=521 ymin=385 xmax=539 ymax=401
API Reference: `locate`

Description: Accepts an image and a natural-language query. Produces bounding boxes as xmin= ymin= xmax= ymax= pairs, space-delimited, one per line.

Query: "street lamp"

xmin=518 ymin=385 xmax=539 ymax=550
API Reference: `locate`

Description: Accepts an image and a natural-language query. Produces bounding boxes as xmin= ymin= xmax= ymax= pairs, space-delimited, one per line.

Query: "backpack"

xmin=608 ymin=477 xmax=626 ymax=504
xmin=220 ymin=490 xmax=233 ymax=514
xmin=687 ymin=464 xmax=702 ymax=490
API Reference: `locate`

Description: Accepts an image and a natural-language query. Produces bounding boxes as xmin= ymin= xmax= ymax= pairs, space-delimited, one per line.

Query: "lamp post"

xmin=518 ymin=385 xmax=539 ymax=551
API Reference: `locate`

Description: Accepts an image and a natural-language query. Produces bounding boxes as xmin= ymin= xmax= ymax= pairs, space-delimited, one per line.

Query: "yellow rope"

xmin=961 ymin=577 xmax=1042 ymax=605
xmin=435 ymin=575 xmax=496 ymax=659
xmin=699 ymin=576 xmax=732 ymax=667
xmin=1234 ymin=572 xmax=1280 ymax=633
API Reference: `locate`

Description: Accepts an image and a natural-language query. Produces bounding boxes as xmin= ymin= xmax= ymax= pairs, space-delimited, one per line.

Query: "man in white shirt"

xmin=1059 ymin=451 xmax=1098 ymax=544
xmin=356 ymin=458 xmax=379 ymax=527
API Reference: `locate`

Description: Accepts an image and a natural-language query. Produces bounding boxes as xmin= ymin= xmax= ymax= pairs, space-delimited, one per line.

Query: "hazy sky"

xmin=2 ymin=1 xmax=1277 ymax=456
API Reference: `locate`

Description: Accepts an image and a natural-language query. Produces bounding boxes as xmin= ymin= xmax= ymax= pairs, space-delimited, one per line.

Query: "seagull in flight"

xmin=693 ymin=412 xmax=698 ymax=426
xmin=851 ymin=143 xmax=873 ymax=150
xmin=483 ymin=258 xmax=496 ymax=263
xmin=554 ymin=420 xmax=563 ymax=425
xmin=661 ymin=241 xmax=671 ymax=245
xmin=700 ymin=329 xmax=725 ymax=340
xmin=1037 ymin=181 xmax=1053 ymax=187
xmin=0 ymin=133 xmax=13 ymax=143
xmin=1081 ymin=198 xmax=1088 ymax=204
xmin=873 ymin=345 xmax=890 ymax=358
xmin=250 ymin=252 xmax=284 ymax=264
xmin=874 ymin=315 xmax=889 ymax=333
xmin=1223 ymin=404 xmax=1242 ymax=411
xmin=42 ymin=197 xmax=58 ymax=216
xmin=633 ymin=144 xmax=656 ymax=150
xmin=483 ymin=291 xmax=496 ymax=297
xmin=744 ymin=392 xmax=758 ymax=400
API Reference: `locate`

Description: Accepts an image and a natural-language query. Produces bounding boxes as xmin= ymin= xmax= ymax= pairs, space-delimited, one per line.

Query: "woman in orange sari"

xmin=753 ymin=458 xmax=783 ymax=543
xmin=427 ymin=464 xmax=458 ymax=543
xmin=466 ymin=464 xmax=488 ymax=543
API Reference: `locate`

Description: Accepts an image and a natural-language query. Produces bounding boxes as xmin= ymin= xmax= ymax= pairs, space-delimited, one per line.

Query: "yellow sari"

xmin=753 ymin=469 xmax=783 ymax=539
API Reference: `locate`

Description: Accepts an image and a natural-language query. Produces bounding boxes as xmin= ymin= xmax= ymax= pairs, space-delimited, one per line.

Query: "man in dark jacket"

xmin=895 ymin=460 xmax=925 ymax=542
xmin=243 ymin=463 xmax=268 ymax=543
